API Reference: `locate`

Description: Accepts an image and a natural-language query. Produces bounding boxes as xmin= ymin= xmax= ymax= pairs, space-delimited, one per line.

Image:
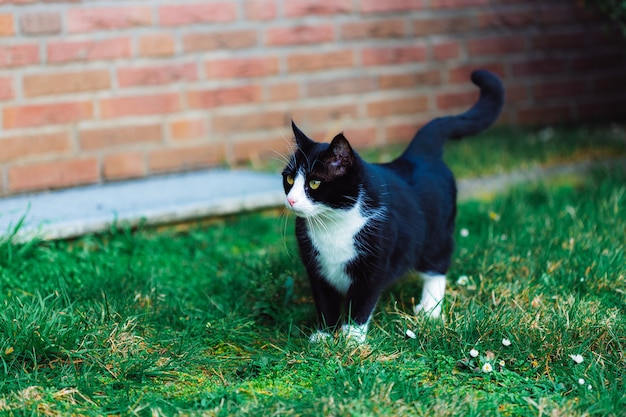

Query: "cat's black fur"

xmin=282 ymin=70 xmax=504 ymax=340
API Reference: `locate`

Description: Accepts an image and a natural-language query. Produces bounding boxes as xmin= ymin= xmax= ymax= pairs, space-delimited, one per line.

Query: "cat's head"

xmin=282 ymin=121 xmax=360 ymax=218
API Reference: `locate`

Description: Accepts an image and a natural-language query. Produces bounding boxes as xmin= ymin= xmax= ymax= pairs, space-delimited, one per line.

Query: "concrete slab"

xmin=0 ymin=169 xmax=285 ymax=242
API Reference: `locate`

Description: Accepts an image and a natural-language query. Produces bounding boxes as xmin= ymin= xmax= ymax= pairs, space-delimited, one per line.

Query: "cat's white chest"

xmin=306 ymin=203 xmax=368 ymax=294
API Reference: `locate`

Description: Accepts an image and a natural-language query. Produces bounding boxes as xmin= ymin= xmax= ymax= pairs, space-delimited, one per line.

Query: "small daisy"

xmin=405 ymin=329 xmax=416 ymax=339
xmin=578 ymin=378 xmax=585 ymax=385
xmin=570 ymin=354 xmax=584 ymax=364
xmin=456 ymin=275 xmax=469 ymax=286
xmin=587 ymin=384 xmax=592 ymax=391
xmin=470 ymin=348 xmax=479 ymax=358
xmin=499 ymin=360 xmax=506 ymax=367
xmin=502 ymin=338 xmax=511 ymax=347
xmin=482 ymin=363 xmax=493 ymax=373
xmin=460 ymin=228 xmax=469 ymax=237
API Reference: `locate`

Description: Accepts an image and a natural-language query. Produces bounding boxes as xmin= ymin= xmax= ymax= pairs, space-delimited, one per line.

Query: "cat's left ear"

xmin=325 ymin=133 xmax=354 ymax=177
xmin=292 ymin=120 xmax=314 ymax=150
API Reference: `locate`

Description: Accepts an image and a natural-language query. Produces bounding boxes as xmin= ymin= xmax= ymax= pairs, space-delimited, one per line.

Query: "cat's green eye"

xmin=286 ymin=175 xmax=294 ymax=185
xmin=309 ymin=179 xmax=321 ymax=190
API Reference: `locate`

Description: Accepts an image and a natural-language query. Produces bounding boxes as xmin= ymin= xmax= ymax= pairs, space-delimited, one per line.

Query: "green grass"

xmin=1 ymin=127 xmax=625 ymax=416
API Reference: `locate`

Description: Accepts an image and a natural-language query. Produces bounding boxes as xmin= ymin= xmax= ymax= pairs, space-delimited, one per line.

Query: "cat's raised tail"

xmin=401 ymin=69 xmax=505 ymax=159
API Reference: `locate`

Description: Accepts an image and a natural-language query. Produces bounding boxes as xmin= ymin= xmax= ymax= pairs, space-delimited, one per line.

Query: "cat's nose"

xmin=287 ymin=197 xmax=297 ymax=207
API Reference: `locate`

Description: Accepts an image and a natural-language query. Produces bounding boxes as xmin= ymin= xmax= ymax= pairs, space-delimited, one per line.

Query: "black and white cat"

xmin=282 ymin=70 xmax=504 ymax=344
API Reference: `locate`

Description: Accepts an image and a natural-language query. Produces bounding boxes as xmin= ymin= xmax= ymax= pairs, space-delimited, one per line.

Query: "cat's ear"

xmin=292 ymin=120 xmax=314 ymax=149
xmin=325 ymin=133 xmax=354 ymax=177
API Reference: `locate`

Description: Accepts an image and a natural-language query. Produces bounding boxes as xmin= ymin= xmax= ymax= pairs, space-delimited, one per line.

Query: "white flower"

xmin=456 ymin=275 xmax=469 ymax=286
xmin=570 ymin=354 xmax=584 ymax=364
xmin=499 ymin=360 xmax=505 ymax=367
xmin=578 ymin=378 xmax=585 ymax=385
xmin=460 ymin=228 xmax=469 ymax=237
xmin=482 ymin=363 xmax=493 ymax=373
xmin=405 ymin=329 xmax=416 ymax=339
xmin=587 ymin=384 xmax=592 ymax=391
xmin=502 ymin=338 xmax=511 ymax=347
xmin=469 ymin=349 xmax=479 ymax=358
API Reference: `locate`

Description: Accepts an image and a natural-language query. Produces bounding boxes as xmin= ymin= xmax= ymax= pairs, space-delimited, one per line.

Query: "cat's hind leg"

xmin=414 ymin=272 xmax=446 ymax=318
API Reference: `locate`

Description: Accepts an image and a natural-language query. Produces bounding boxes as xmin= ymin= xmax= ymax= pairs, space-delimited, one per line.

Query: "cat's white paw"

xmin=414 ymin=303 xmax=442 ymax=319
xmin=416 ymin=272 xmax=446 ymax=319
xmin=341 ymin=323 xmax=368 ymax=345
xmin=309 ymin=330 xmax=333 ymax=343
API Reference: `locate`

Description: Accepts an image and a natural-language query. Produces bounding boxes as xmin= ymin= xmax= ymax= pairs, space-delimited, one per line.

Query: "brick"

xmin=285 ymin=0 xmax=352 ymax=16
xmin=169 ymin=117 xmax=208 ymax=141
xmin=9 ymin=158 xmax=99 ymax=193
xmin=0 ymin=76 xmax=13 ymax=99
xmin=99 ymin=93 xmax=180 ymax=119
xmin=386 ymin=123 xmax=425 ymax=144
xmin=159 ymin=3 xmax=236 ymax=26
xmin=205 ymin=56 xmax=280 ymax=79
xmin=183 ymin=30 xmax=257 ymax=52
xmin=531 ymin=32 xmax=582 ymax=51
xmin=266 ymin=24 xmax=334 ymax=46
xmin=379 ymin=70 xmax=441 ymax=89
xmin=433 ymin=40 xmax=461 ymax=61
xmin=341 ymin=19 xmax=406 ymax=40
xmin=212 ymin=110 xmax=287 ymax=133
xmin=436 ymin=90 xmax=479 ymax=111
xmin=20 ymin=11 xmax=61 ymax=35
xmin=593 ymin=74 xmax=626 ymax=93
xmin=533 ymin=79 xmax=587 ymax=99
xmin=306 ymin=76 xmax=376 ymax=97
xmin=23 ymin=69 xmax=110 ymax=97
xmin=118 ymin=63 xmax=198 ymax=87
xmin=0 ymin=132 xmax=72 ymax=163
xmin=67 ymin=7 xmax=152 ymax=33
xmin=187 ymin=85 xmax=262 ymax=109
xmin=577 ymin=97 xmax=626 ymax=121
xmin=244 ymin=0 xmax=277 ymax=20
xmin=511 ymin=57 xmax=568 ymax=77
xmin=231 ymin=136 xmax=293 ymax=163
xmin=267 ymin=82 xmax=300 ymax=102
xmin=477 ymin=9 xmax=536 ymax=29
xmin=431 ymin=0 xmax=489 ymax=8
xmin=47 ymin=37 xmax=132 ymax=63
xmin=570 ymin=52 xmax=626 ymax=71
xmin=0 ymin=44 xmax=39 ymax=67
xmin=138 ymin=33 xmax=176 ymax=57
xmin=467 ymin=35 xmax=527 ymax=56
xmin=363 ymin=46 xmax=426 ymax=66
xmin=360 ymin=0 xmax=423 ymax=13
xmin=3 ymin=101 xmax=93 ymax=129
xmin=80 ymin=124 xmax=163 ymax=151
xmin=287 ymin=50 xmax=354 ymax=72
xmin=338 ymin=126 xmax=378 ymax=148
xmin=448 ymin=63 xmax=505 ymax=83
xmin=149 ymin=144 xmax=225 ymax=172
xmin=412 ymin=16 xmax=475 ymax=36
xmin=291 ymin=104 xmax=358 ymax=124
xmin=0 ymin=13 xmax=14 ymax=36
xmin=366 ymin=95 xmax=429 ymax=117
xmin=516 ymin=105 xmax=573 ymax=125
xmin=104 ymin=152 xmax=146 ymax=180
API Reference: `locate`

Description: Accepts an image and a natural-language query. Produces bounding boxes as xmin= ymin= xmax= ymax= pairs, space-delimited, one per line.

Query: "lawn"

xmin=0 ymin=126 xmax=625 ymax=416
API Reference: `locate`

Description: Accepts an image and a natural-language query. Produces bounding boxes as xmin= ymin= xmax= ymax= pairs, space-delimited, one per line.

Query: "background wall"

xmin=0 ymin=0 xmax=625 ymax=196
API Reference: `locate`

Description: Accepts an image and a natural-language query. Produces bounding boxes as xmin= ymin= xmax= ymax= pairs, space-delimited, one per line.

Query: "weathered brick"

xmin=80 ymin=124 xmax=163 ymax=151
xmin=3 ymin=101 xmax=93 ymax=129
xmin=478 ymin=9 xmax=536 ymax=29
xmin=0 ymin=76 xmax=13 ymax=99
xmin=516 ymin=105 xmax=573 ymax=125
xmin=433 ymin=40 xmax=461 ymax=61
xmin=244 ymin=0 xmax=277 ymax=21
xmin=266 ymin=24 xmax=334 ymax=46
xmin=379 ymin=70 xmax=441 ymax=89
xmin=363 ymin=46 xmax=426 ymax=66
xmin=159 ymin=3 xmax=236 ymax=26
xmin=511 ymin=57 xmax=568 ymax=77
xmin=149 ymin=144 xmax=225 ymax=172
xmin=0 ymin=132 xmax=72 ymax=163
xmin=104 ymin=152 xmax=146 ymax=180
xmin=467 ymin=35 xmax=527 ymax=56
xmin=267 ymin=82 xmax=300 ymax=102
xmin=412 ymin=16 xmax=475 ymax=36
xmin=9 ymin=158 xmax=99 ymax=193
xmin=67 ymin=7 xmax=152 ymax=33
xmin=366 ymin=95 xmax=429 ymax=117
xmin=341 ymin=19 xmax=406 ymax=40
xmin=306 ymin=76 xmax=376 ymax=97
xmin=285 ymin=0 xmax=352 ymax=16
xmin=533 ymin=79 xmax=588 ymax=99
xmin=23 ymin=69 xmax=110 ymax=97
xmin=183 ymin=30 xmax=257 ymax=52
xmin=212 ymin=110 xmax=287 ymax=133
xmin=20 ymin=11 xmax=61 ymax=35
xmin=169 ymin=117 xmax=208 ymax=141
xmin=531 ymin=31 xmax=585 ymax=51
xmin=360 ymin=0 xmax=423 ymax=13
xmin=231 ymin=136 xmax=293 ymax=164
xmin=118 ymin=63 xmax=198 ymax=87
xmin=0 ymin=13 xmax=14 ymax=36
xmin=291 ymin=104 xmax=358 ymax=124
xmin=386 ymin=122 xmax=425 ymax=145
xmin=99 ymin=93 xmax=181 ymax=119
xmin=205 ymin=57 xmax=280 ymax=79
xmin=0 ymin=44 xmax=39 ymax=67
xmin=431 ymin=0 xmax=489 ymax=8
xmin=448 ymin=63 xmax=505 ymax=83
xmin=287 ymin=50 xmax=354 ymax=72
xmin=47 ymin=37 xmax=131 ymax=63
xmin=138 ymin=33 xmax=176 ymax=57
xmin=436 ymin=90 xmax=479 ymax=111
xmin=187 ymin=85 xmax=262 ymax=109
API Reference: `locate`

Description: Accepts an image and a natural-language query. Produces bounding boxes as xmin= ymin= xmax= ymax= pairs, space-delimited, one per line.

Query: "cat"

xmin=282 ymin=70 xmax=504 ymax=344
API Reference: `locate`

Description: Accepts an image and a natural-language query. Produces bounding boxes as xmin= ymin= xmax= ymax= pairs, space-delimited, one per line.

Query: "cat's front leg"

xmin=342 ymin=285 xmax=382 ymax=344
xmin=414 ymin=272 xmax=446 ymax=318
xmin=308 ymin=274 xmax=342 ymax=343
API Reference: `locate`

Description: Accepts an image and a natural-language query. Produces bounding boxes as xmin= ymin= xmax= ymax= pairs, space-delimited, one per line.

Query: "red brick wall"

xmin=0 ymin=0 xmax=625 ymax=195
